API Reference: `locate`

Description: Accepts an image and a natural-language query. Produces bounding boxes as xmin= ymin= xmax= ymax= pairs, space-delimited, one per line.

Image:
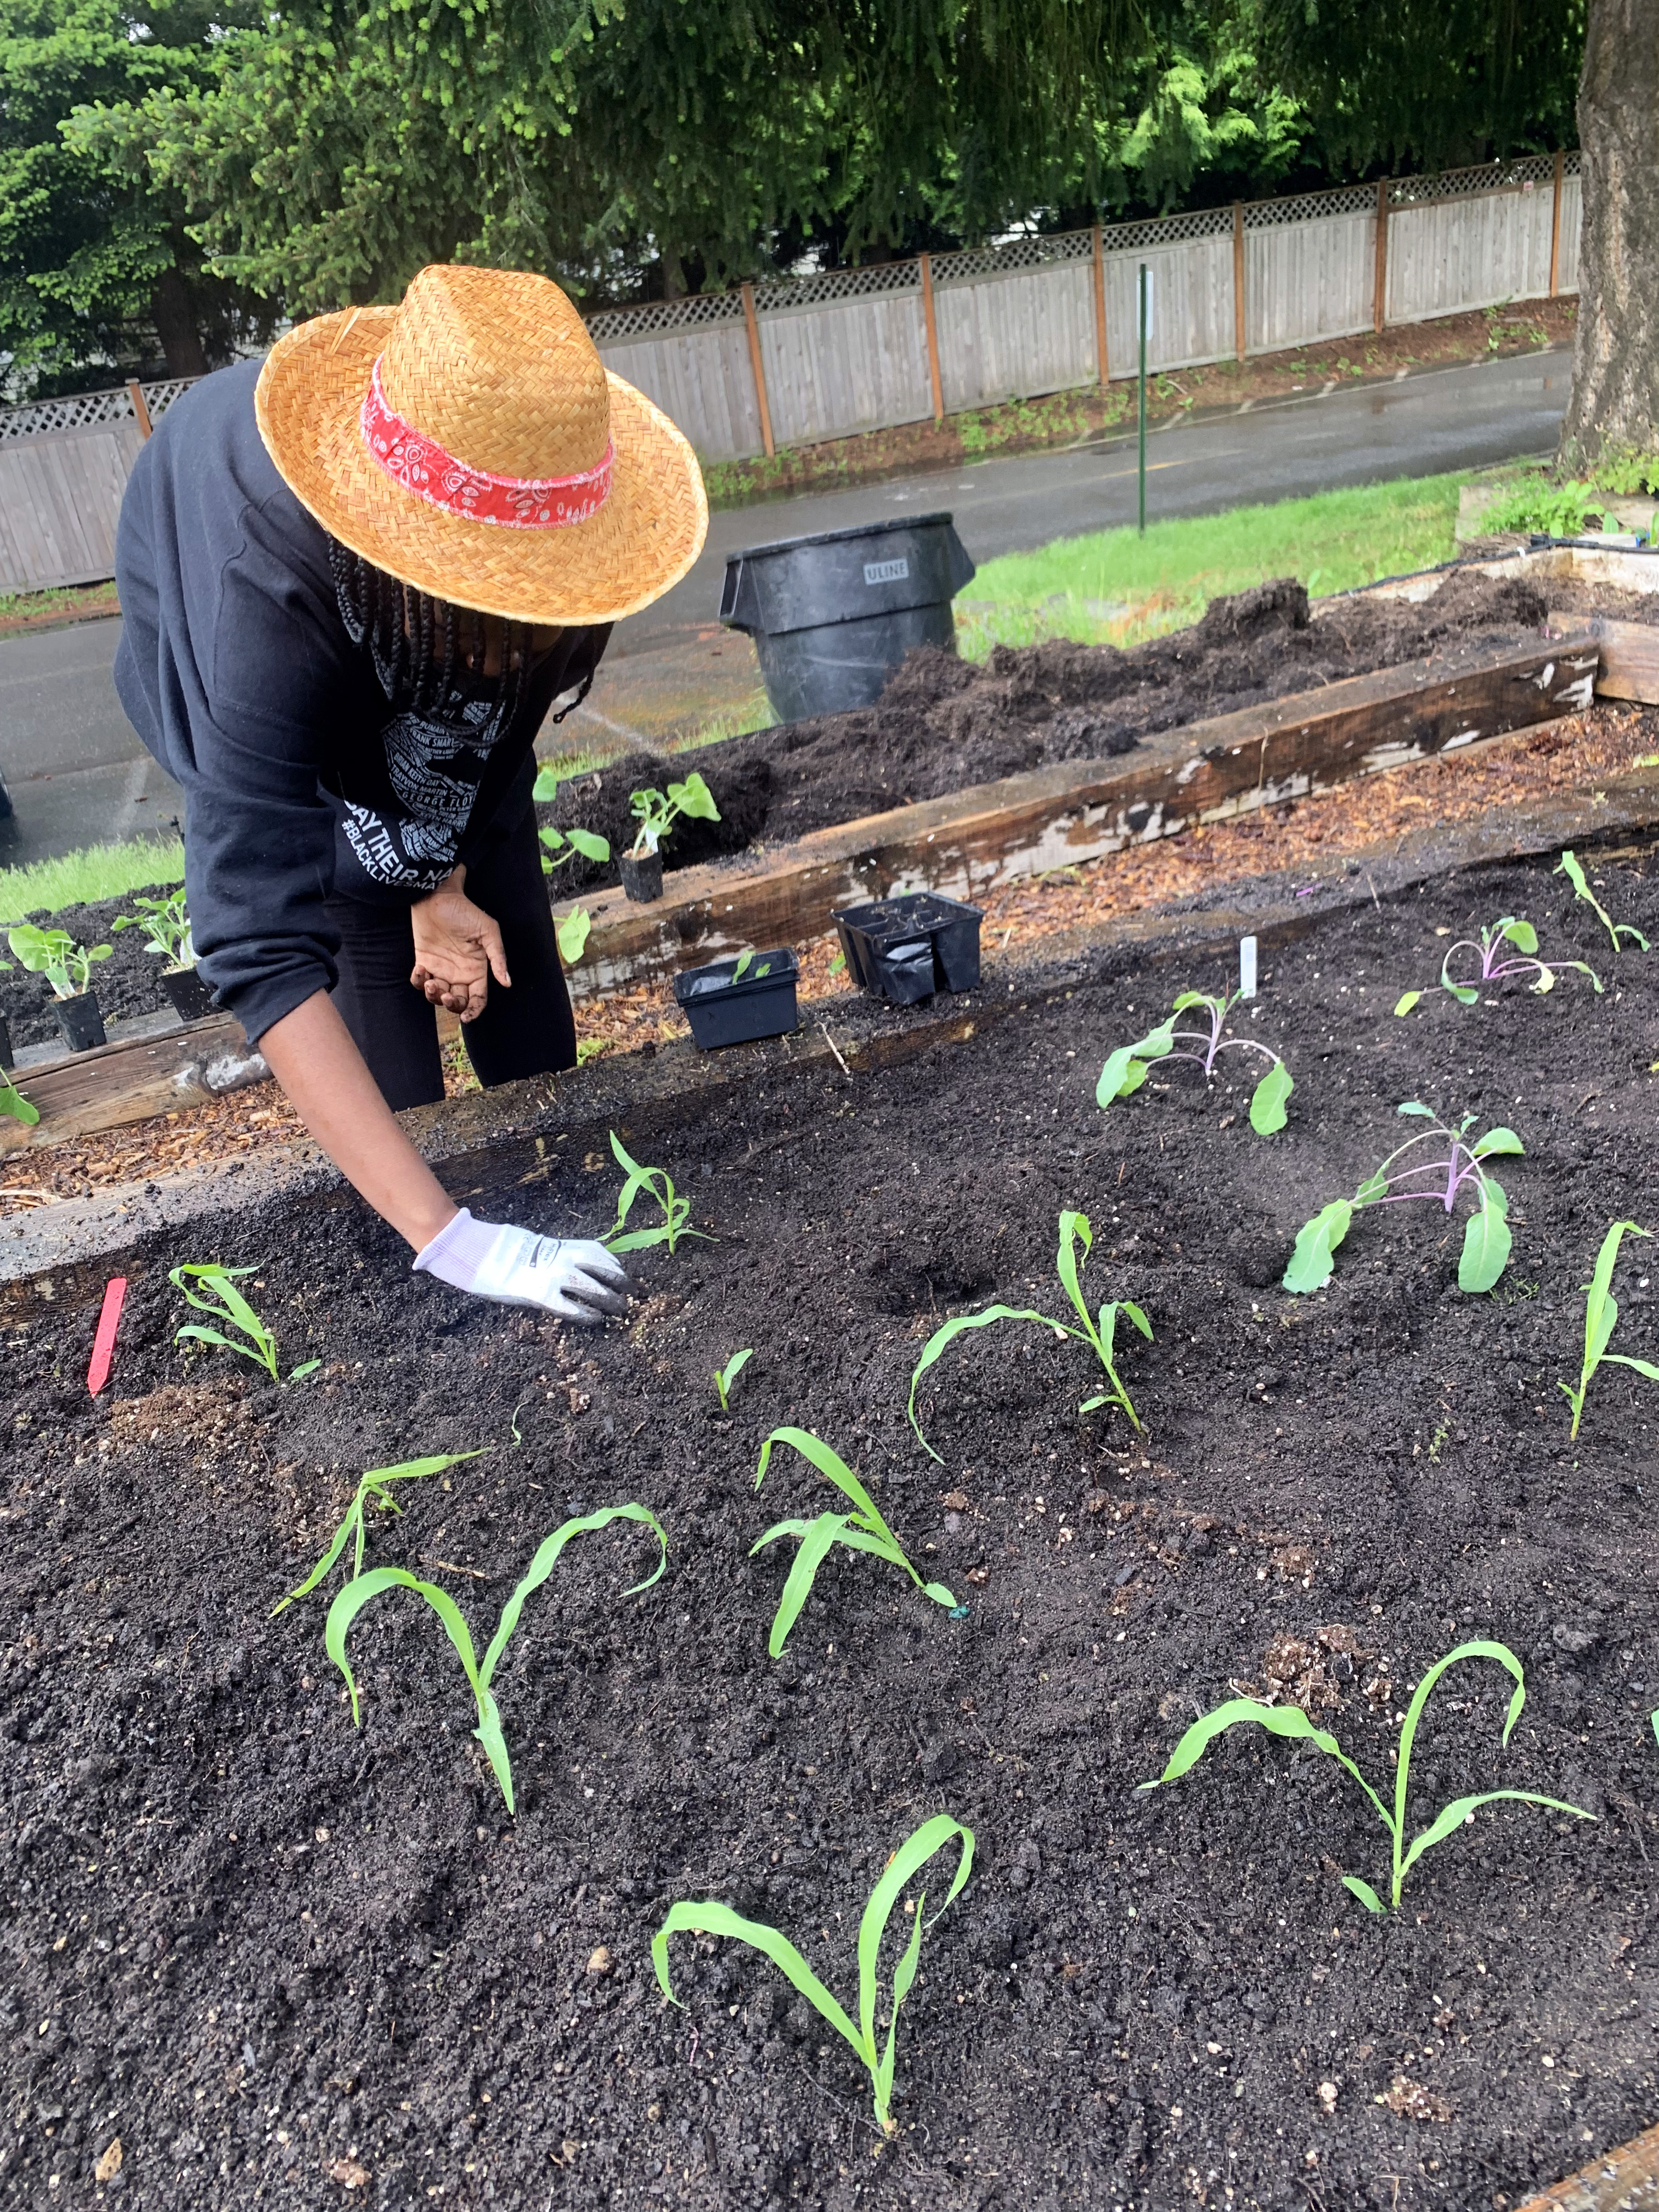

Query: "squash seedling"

xmin=628 ymin=770 xmax=719 ymax=859
xmin=1559 ymin=1220 xmax=1659 ymax=1440
xmin=112 ymin=887 xmax=193 ymax=968
xmin=0 ymin=1077 xmax=38 ymax=1126
xmin=654 ymin=1812 xmax=974 ymax=2136
xmin=169 ymin=1261 xmax=321 ymax=1383
xmin=328 ymin=1503 xmax=668 ymax=1813
xmin=603 ymin=1130 xmax=709 ymax=1254
xmin=1284 ymin=1104 xmax=1522 ymax=1296
xmin=908 ymin=1209 xmax=1150 ymax=1460
xmin=1144 ymin=1640 xmax=1595 ymax=1912
xmin=531 ymin=767 xmax=610 ymax=961
xmin=1097 ymin=986 xmax=1294 ymax=1135
xmin=1556 ymin=849 xmax=1649 ymax=954
xmin=7 ymin=922 xmax=111 ymax=999
xmin=1393 ymin=916 xmax=1600 ymax=1015
xmin=714 ymin=1348 xmax=753 ymax=1411
xmin=272 ymin=1450 xmax=488 ymax=1615
xmin=752 ymin=1427 xmax=955 ymax=1656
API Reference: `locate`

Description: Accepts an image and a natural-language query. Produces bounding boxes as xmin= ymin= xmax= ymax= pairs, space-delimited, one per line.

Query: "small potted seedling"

xmin=1393 ymin=915 xmax=1600 ymax=1015
xmin=113 ymin=885 xmax=212 ymax=1021
xmin=1097 ymin=985 xmax=1294 ymax=1134
xmin=7 ymin=923 xmax=112 ymax=1052
xmin=674 ymin=946 xmax=800 ymax=1049
xmin=620 ymin=771 xmax=720 ymax=902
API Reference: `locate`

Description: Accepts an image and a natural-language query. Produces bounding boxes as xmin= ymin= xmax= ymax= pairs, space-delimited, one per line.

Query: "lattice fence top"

xmin=0 ymin=376 xmax=199 ymax=444
xmin=754 ymin=258 xmax=922 ymax=313
xmin=933 ymin=229 xmax=1093 ymax=287
xmin=1390 ymin=152 xmax=1561 ymax=205
xmin=1245 ymin=184 xmax=1377 ymax=230
xmin=1098 ymin=204 xmax=1233 ymax=256
xmin=584 ymin=290 xmax=746 ymax=345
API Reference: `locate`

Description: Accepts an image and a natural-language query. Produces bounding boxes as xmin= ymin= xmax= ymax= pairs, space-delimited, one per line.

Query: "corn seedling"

xmin=1144 ymin=1639 xmax=1595 ymax=1911
xmin=730 ymin=951 xmax=775 ymax=983
xmin=653 ymin=1812 xmax=974 ymax=2135
xmin=272 ymin=1451 xmax=487 ymax=1615
xmin=1097 ymin=986 xmax=1294 ymax=1134
xmin=328 ymin=1503 xmax=668 ymax=1813
xmin=908 ymin=1209 xmax=1151 ymax=1461
xmin=603 ymin=1130 xmax=709 ymax=1254
xmin=7 ymin=922 xmax=111 ymax=998
xmin=715 ymin=1348 xmax=753 ymax=1411
xmin=0 ymin=1077 xmax=38 ymax=1126
xmin=752 ymin=1427 xmax=955 ymax=1656
xmin=1556 ymin=849 xmax=1649 ymax=953
xmin=1284 ymin=1104 xmax=1521 ymax=1297
xmin=1393 ymin=916 xmax=1600 ymax=1015
xmin=628 ymin=771 xmax=719 ymax=859
xmin=1559 ymin=1219 xmax=1659 ymax=1439
xmin=112 ymin=886 xmax=193 ymax=969
xmin=170 ymin=1261 xmax=321 ymax=1384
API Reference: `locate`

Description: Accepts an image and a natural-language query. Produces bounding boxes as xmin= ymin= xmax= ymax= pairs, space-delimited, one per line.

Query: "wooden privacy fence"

xmin=0 ymin=152 xmax=1581 ymax=592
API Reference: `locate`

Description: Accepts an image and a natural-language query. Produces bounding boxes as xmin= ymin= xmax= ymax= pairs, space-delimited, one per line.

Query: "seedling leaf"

xmin=0 ymin=1079 xmax=39 ymax=1126
xmin=1283 ymin=1200 xmax=1352 ymax=1294
xmin=1556 ymin=849 xmax=1650 ymax=952
xmin=715 ymin=1347 xmax=753 ymax=1411
xmin=1458 ymin=1185 xmax=1511 ymax=1295
xmin=906 ymin=1304 xmax=1058 ymax=1461
xmin=1393 ymin=991 xmax=1421 ymax=1018
xmin=555 ymin=907 xmax=593 ymax=965
xmin=1096 ymin=1020 xmax=1175 ymax=1106
xmin=1249 ymin=1059 xmax=1293 ymax=1135
xmin=1341 ymin=1875 xmax=1386 ymax=1914
xmin=273 ymin=1451 xmax=487 ymax=1615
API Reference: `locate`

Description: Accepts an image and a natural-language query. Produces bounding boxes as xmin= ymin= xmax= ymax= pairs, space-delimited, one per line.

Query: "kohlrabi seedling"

xmin=1559 ymin=1219 xmax=1659 ymax=1440
xmin=272 ymin=1449 xmax=487 ymax=1615
xmin=112 ymin=887 xmax=194 ymax=969
xmin=8 ymin=923 xmax=111 ymax=999
xmin=1393 ymin=916 xmax=1600 ymax=1015
xmin=1144 ymin=1640 xmax=1595 ymax=1911
xmin=654 ymin=1812 xmax=974 ymax=2135
xmin=908 ymin=1210 xmax=1150 ymax=1460
xmin=752 ymin=1427 xmax=955 ymax=1656
xmin=1097 ymin=986 xmax=1293 ymax=1133
xmin=1284 ymin=1104 xmax=1522 ymax=1296
xmin=170 ymin=1262 xmax=321 ymax=1384
xmin=1556 ymin=849 xmax=1649 ymax=954
xmin=714 ymin=1348 xmax=753 ymax=1411
xmin=327 ymin=1503 xmax=667 ymax=1813
xmin=0 ymin=1077 xmax=39 ymax=1126
xmin=628 ymin=771 xmax=719 ymax=859
xmin=603 ymin=1130 xmax=709 ymax=1255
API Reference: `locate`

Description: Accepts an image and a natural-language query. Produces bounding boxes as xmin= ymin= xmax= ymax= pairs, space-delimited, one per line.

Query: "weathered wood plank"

xmin=1551 ymin=608 xmax=1659 ymax=705
xmin=564 ymin=634 xmax=1598 ymax=998
xmin=0 ymin=1013 xmax=267 ymax=1152
xmin=1516 ymin=2121 xmax=1659 ymax=2211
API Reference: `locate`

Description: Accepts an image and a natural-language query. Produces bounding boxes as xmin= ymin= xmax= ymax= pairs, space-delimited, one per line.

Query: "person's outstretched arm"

xmin=259 ymin=991 xmax=630 ymax=1322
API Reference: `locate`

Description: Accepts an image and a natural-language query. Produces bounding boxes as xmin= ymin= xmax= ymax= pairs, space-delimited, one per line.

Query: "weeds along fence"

xmin=0 ymin=153 xmax=1581 ymax=594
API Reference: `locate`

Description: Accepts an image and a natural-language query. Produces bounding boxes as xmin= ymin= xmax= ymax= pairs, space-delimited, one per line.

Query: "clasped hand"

xmin=410 ymin=867 xmax=509 ymax=1022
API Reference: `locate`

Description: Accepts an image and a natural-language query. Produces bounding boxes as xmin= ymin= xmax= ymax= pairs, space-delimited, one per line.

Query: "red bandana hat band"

xmin=359 ymin=357 xmax=613 ymax=530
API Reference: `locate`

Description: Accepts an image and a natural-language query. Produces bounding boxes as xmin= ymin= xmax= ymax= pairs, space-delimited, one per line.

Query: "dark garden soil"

xmin=4 ymin=847 xmax=1658 ymax=2212
xmin=0 ymin=890 xmax=189 ymax=1054
xmin=540 ymin=572 xmax=1556 ymax=895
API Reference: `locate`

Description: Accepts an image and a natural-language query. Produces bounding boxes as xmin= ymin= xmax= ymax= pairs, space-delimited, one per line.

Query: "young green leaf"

xmin=1556 ymin=848 xmax=1650 ymax=953
xmin=0 ymin=1079 xmax=40 ymax=1126
xmin=906 ymin=1304 xmax=1058 ymax=1461
xmin=654 ymin=1813 xmax=974 ymax=2134
xmin=1249 ymin=1059 xmax=1293 ymax=1135
xmin=1560 ymin=1220 xmax=1658 ymax=1438
xmin=273 ymin=1451 xmax=488 ymax=1615
xmin=532 ymin=763 xmax=561 ymax=803
xmin=604 ymin=1130 xmax=709 ymax=1255
xmin=1496 ymin=916 xmax=1538 ymax=955
xmin=169 ymin=1262 xmax=281 ymax=1382
xmin=1392 ymin=990 xmax=1421 ymax=1018
xmin=555 ymin=907 xmax=593 ymax=965
xmin=669 ymin=770 xmax=720 ymax=822
xmin=732 ymin=951 xmax=755 ymax=982
xmin=1095 ymin=1020 xmax=1176 ymax=1106
xmin=1457 ymin=1178 xmax=1511 ymax=1295
xmin=1282 ymin=1199 xmax=1353 ymax=1294
xmin=714 ymin=1347 xmax=753 ymax=1412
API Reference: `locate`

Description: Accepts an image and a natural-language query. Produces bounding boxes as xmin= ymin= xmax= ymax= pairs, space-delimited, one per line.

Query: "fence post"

xmin=740 ymin=283 xmax=775 ymax=460
xmin=1372 ymin=178 xmax=1390 ymax=333
xmin=1091 ymin=224 xmax=1110 ymax=383
xmin=918 ymin=253 xmax=945 ymax=425
xmin=1549 ymin=149 xmax=1565 ymax=297
xmin=1232 ymin=202 xmax=1246 ymax=363
xmin=126 ymin=381 xmax=153 ymax=440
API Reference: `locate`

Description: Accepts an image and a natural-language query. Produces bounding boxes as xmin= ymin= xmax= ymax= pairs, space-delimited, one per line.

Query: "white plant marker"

xmin=1239 ymin=934 xmax=1259 ymax=1001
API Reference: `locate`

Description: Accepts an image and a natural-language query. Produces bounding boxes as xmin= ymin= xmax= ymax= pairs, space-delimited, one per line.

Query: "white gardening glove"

xmin=413 ymin=1207 xmax=631 ymax=1324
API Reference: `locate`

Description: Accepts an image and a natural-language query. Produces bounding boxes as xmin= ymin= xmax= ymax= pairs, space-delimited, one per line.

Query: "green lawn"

xmin=955 ymin=469 xmax=1473 ymax=658
xmin=0 ymin=831 xmax=185 ymax=923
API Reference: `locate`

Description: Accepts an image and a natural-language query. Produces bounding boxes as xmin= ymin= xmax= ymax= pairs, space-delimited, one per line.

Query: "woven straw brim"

xmin=255 ymin=306 xmax=708 ymax=624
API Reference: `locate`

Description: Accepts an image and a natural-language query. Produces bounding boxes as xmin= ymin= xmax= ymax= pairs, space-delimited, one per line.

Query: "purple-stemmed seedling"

xmin=1395 ymin=917 xmax=1601 ymax=1015
xmin=1098 ymin=988 xmax=1293 ymax=1134
xmin=1284 ymin=1103 xmax=1523 ymax=1296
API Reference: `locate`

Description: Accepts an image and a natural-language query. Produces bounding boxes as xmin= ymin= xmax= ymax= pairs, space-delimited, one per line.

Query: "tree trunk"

xmin=150 ymin=266 xmax=210 ymax=380
xmin=1559 ymin=0 xmax=1659 ymax=465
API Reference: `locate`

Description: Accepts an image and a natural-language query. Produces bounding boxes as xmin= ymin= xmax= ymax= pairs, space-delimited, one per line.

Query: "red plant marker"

xmin=87 ymin=1276 xmax=127 ymax=1396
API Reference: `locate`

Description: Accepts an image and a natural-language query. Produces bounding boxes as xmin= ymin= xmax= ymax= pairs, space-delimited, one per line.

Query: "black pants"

xmin=326 ymin=799 xmax=577 ymax=1111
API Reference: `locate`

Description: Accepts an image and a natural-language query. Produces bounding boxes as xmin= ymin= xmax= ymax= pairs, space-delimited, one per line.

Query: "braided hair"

xmin=326 ymin=536 xmax=533 ymax=740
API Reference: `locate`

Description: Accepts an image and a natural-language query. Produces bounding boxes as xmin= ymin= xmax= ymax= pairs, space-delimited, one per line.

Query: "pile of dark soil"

xmin=545 ymin=570 xmax=1553 ymax=888
xmin=1 ymin=886 xmax=184 ymax=1053
xmin=3 ymin=849 xmax=1656 ymax=2209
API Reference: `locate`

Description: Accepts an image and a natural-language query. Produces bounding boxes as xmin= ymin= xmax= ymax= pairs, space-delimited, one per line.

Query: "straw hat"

xmin=255 ymin=263 xmax=708 ymax=625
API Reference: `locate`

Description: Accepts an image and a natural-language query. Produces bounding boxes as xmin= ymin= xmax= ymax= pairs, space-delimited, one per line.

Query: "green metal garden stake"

xmin=1137 ymin=261 xmax=1149 ymax=535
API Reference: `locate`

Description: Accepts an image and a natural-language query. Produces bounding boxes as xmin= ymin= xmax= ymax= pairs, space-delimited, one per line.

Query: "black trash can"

xmin=719 ymin=513 xmax=977 ymax=723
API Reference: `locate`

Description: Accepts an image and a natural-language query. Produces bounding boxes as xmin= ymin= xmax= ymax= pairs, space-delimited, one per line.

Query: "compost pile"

xmin=2 ymin=851 xmax=1655 ymax=2210
xmin=545 ymin=569 xmax=1553 ymax=884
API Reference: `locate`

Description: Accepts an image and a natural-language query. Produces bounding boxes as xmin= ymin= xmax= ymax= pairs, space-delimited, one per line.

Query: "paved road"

xmin=0 ymin=347 xmax=1571 ymax=866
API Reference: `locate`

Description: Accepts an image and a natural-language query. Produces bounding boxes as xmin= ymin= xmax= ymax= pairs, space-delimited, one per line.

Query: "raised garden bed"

xmin=3 ymin=844 xmax=1656 ymax=2208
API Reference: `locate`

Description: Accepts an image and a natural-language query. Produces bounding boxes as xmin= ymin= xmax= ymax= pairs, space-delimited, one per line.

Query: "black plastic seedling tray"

xmin=831 ymin=891 xmax=983 ymax=1005
xmin=673 ymin=948 xmax=800 ymax=1049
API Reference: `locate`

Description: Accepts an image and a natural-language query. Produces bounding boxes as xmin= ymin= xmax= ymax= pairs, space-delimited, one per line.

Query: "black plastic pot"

xmin=674 ymin=949 xmax=800 ymax=1049
xmin=0 ymin=1012 xmax=12 ymax=1070
xmin=719 ymin=513 xmax=977 ymax=723
xmin=55 ymin=990 xmax=107 ymax=1052
xmin=832 ymin=892 xmax=983 ymax=1006
xmin=162 ymin=966 xmax=214 ymax=1023
xmin=619 ymin=850 xmax=664 ymax=903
